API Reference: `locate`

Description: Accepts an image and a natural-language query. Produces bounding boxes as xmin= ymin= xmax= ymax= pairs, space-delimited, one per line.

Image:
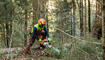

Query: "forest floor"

xmin=0 ymin=47 xmax=61 ymax=60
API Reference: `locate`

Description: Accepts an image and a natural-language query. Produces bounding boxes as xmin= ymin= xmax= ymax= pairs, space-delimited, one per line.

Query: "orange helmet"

xmin=38 ymin=18 xmax=46 ymax=25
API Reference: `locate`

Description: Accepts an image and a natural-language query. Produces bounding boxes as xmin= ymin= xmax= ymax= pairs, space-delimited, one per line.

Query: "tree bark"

xmin=80 ymin=0 xmax=83 ymax=36
xmin=84 ymin=0 xmax=87 ymax=39
xmin=24 ymin=9 xmax=27 ymax=47
xmin=3 ymin=23 xmax=6 ymax=47
xmin=102 ymin=0 xmax=105 ymax=59
xmin=33 ymin=0 xmax=38 ymax=24
xmin=88 ymin=0 xmax=91 ymax=33
xmin=6 ymin=23 xmax=9 ymax=48
xmin=40 ymin=1 xmax=46 ymax=18
xmin=72 ymin=0 xmax=76 ymax=36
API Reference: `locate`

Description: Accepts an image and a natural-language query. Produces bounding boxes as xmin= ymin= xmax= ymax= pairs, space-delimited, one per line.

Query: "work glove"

xmin=38 ymin=38 xmax=42 ymax=42
xmin=47 ymin=38 xmax=51 ymax=42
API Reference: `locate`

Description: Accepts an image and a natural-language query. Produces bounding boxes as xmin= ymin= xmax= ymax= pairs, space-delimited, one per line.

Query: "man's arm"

xmin=44 ymin=26 xmax=50 ymax=37
xmin=32 ymin=27 xmax=37 ymax=38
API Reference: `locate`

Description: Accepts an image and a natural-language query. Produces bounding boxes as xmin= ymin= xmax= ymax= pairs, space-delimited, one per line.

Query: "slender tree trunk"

xmin=33 ymin=0 xmax=38 ymax=24
xmin=46 ymin=9 xmax=49 ymax=31
xmin=10 ymin=17 xmax=13 ymax=47
xmin=3 ymin=23 xmax=6 ymax=47
xmin=84 ymin=0 xmax=87 ymax=39
xmin=96 ymin=0 xmax=97 ymax=19
xmin=24 ymin=10 xmax=27 ymax=47
xmin=57 ymin=0 xmax=64 ymax=42
xmin=4 ymin=0 xmax=9 ymax=48
xmin=6 ymin=23 xmax=9 ymax=48
xmin=72 ymin=0 xmax=76 ymax=36
xmin=80 ymin=0 xmax=83 ymax=36
xmin=9 ymin=2 xmax=13 ymax=47
xmin=102 ymin=0 xmax=105 ymax=59
xmin=70 ymin=19 xmax=73 ymax=35
xmin=88 ymin=0 xmax=91 ymax=33
xmin=40 ymin=1 xmax=46 ymax=18
xmin=60 ymin=4 xmax=63 ymax=42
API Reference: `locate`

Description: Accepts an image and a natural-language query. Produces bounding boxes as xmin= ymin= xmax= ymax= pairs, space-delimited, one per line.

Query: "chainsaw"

xmin=40 ymin=39 xmax=60 ymax=54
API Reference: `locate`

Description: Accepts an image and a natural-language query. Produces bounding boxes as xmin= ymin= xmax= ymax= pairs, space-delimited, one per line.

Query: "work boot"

xmin=40 ymin=47 xmax=43 ymax=50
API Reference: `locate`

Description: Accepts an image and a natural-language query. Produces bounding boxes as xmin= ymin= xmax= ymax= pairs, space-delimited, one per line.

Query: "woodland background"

xmin=0 ymin=0 xmax=105 ymax=60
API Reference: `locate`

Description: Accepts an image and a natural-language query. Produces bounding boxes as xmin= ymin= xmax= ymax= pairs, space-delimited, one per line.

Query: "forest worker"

xmin=24 ymin=18 xmax=51 ymax=54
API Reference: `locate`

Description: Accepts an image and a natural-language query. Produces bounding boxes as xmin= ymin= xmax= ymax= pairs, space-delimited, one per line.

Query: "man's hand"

xmin=38 ymin=39 xmax=42 ymax=42
xmin=48 ymin=38 xmax=51 ymax=42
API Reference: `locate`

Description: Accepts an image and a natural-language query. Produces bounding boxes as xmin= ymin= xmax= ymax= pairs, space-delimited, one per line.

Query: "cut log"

xmin=0 ymin=47 xmax=22 ymax=54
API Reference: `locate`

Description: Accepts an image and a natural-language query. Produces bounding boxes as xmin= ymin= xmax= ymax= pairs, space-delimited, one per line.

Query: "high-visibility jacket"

xmin=30 ymin=24 xmax=49 ymax=39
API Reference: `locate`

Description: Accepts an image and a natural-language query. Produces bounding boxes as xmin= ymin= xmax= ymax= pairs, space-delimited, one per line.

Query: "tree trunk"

xmin=102 ymin=0 xmax=105 ymax=59
xmin=84 ymin=0 xmax=87 ymax=39
xmin=40 ymin=1 xmax=46 ymax=18
xmin=72 ymin=0 xmax=76 ymax=36
xmin=88 ymin=0 xmax=91 ymax=33
xmin=80 ymin=0 xmax=83 ymax=36
xmin=24 ymin=10 xmax=27 ymax=47
xmin=33 ymin=0 xmax=38 ymax=24
xmin=57 ymin=0 xmax=64 ymax=42
xmin=4 ymin=0 xmax=10 ymax=48
xmin=9 ymin=2 xmax=13 ymax=47
xmin=70 ymin=18 xmax=73 ymax=35
xmin=6 ymin=23 xmax=9 ymax=48
xmin=3 ymin=23 xmax=6 ymax=47
xmin=46 ymin=9 xmax=49 ymax=31
xmin=96 ymin=0 xmax=98 ymax=19
xmin=9 ymin=21 xmax=13 ymax=48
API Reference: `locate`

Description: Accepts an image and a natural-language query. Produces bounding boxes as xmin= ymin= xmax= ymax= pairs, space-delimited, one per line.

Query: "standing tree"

xmin=20 ymin=0 xmax=29 ymax=47
xmin=24 ymin=9 xmax=27 ymax=46
xmin=24 ymin=1 xmax=28 ymax=46
xmin=4 ymin=0 xmax=14 ymax=48
xmin=84 ymin=0 xmax=87 ymax=39
xmin=80 ymin=0 xmax=83 ymax=36
xmin=40 ymin=0 xmax=46 ymax=18
xmin=102 ymin=0 xmax=105 ymax=59
xmin=72 ymin=0 xmax=76 ymax=36
xmin=88 ymin=0 xmax=91 ymax=33
xmin=33 ymin=0 xmax=38 ymax=24
xmin=58 ymin=0 xmax=64 ymax=42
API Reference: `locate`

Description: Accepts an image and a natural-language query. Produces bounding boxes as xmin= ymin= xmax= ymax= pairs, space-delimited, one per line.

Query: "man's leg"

xmin=40 ymin=31 xmax=47 ymax=49
xmin=24 ymin=38 xmax=35 ymax=54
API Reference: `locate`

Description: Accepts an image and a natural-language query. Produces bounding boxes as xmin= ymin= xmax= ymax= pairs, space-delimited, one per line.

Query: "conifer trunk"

xmin=24 ymin=10 xmax=27 ymax=47
xmin=88 ymin=0 xmax=91 ymax=33
xmin=80 ymin=0 xmax=83 ymax=36
xmin=84 ymin=0 xmax=87 ymax=39
xmin=102 ymin=0 xmax=105 ymax=59
xmin=33 ymin=0 xmax=38 ymax=24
